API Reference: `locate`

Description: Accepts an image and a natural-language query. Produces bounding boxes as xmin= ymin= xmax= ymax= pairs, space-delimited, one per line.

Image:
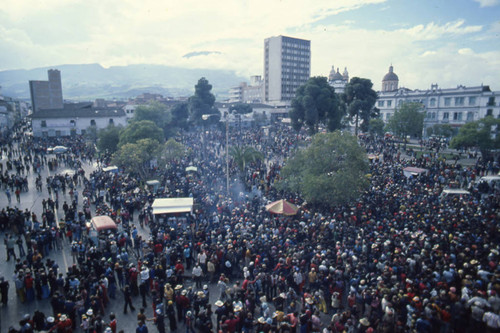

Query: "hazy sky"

xmin=1 ymin=0 xmax=499 ymax=91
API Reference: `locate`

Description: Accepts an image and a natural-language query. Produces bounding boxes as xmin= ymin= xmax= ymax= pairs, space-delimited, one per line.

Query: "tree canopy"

xmin=426 ymin=124 xmax=455 ymax=138
xmin=230 ymin=103 xmax=253 ymax=115
xmin=368 ymin=118 xmax=385 ymax=137
xmin=289 ymin=76 xmax=342 ymax=134
xmin=170 ymin=102 xmax=189 ymax=130
xmin=188 ymin=77 xmax=219 ymax=125
xmin=164 ymin=138 xmax=186 ymax=164
xmin=277 ymin=131 xmax=369 ymax=208
xmin=386 ymin=102 xmax=425 ymax=139
xmin=133 ymin=101 xmax=171 ymax=129
xmin=97 ymin=124 xmax=121 ymax=154
xmin=112 ymin=138 xmax=163 ymax=178
xmin=450 ymin=116 xmax=500 ymax=160
xmin=229 ymin=146 xmax=264 ymax=173
xmin=118 ymin=120 xmax=164 ymax=147
xmin=342 ymin=77 xmax=378 ymax=134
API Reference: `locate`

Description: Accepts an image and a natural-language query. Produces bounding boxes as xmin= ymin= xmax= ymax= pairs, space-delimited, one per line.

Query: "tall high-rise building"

xmin=29 ymin=69 xmax=64 ymax=112
xmin=264 ymin=35 xmax=310 ymax=103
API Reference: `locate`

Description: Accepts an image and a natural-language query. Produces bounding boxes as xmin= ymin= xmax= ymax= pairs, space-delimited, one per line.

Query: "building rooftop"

xmin=31 ymin=104 xmax=125 ymax=119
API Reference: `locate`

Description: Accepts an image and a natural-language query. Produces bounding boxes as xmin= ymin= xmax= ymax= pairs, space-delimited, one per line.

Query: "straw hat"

xmin=175 ymin=284 xmax=183 ymax=290
xmin=257 ymin=317 xmax=266 ymax=324
xmin=60 ymin=314 xmax=68 ymax=321
xmin=360 ymin=318 xmax=370 ymax=326
xmin=215 ymin=300 xmax=224 ymax=307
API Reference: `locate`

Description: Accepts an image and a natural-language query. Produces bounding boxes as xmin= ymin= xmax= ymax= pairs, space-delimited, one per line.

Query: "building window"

xmin=387 ymin=100 xmax=392 ymax=107
xmin=468 ymin=97 xmax=476 ymax=106
xmin=455 ymin=97 xmax=464 ymax=106
xmin=444 ymin=98 xmax=451 ymax=106
xmin=109 ymin=119 xmax=114 ymax=125
xmin=453 ymin=112 xmax=462 ymax=121
xmin=41 ymin=120 xmax=47 ymax=128
xmin=386 ymin=113 xmax=392 ymax=120
xmin=429 ymin=98 xmax=436 ymax=107
xmin=443 ymin=112 xmax=449 ymax=120
xmin=378 ymin=100 xmax=385 ymax=107
xmin=90 ymin=119 xmax=96 ymax=126
xmin=70 ymin=120 xmax=76 ymax=127
xmin=487 ymin=97 xmax=496 ymax=106
xmin=467 ymin=112 xmax=474 ymax=121
xmin=431 ymin=112 xmax=436 ymax=119
xmin=487 ymin=109 xmax=493 ymax=116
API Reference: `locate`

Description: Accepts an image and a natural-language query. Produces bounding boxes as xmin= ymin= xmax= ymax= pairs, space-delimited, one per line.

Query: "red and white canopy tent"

xmin=265 ymin=199 xmax=299 ymax=216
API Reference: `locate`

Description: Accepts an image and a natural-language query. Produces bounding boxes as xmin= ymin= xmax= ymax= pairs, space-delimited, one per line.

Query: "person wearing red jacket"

xmin=49 ymin=314 xmax=72 ymax=332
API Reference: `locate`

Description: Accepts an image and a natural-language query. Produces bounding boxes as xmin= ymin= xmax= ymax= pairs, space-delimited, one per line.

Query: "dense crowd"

xmin=0 ymin=119 xmax=499 ymax=333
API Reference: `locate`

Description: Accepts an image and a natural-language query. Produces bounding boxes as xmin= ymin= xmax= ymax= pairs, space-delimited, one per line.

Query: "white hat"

xmin=86 ymin=309 xmax=93 ymax=316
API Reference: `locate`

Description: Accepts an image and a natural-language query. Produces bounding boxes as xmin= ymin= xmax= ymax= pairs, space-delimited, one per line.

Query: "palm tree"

xmin=229 ymin=146 xmax=264 ymax=174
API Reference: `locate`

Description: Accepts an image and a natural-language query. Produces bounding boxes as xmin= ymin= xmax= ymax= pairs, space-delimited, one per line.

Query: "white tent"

xmin=102 ymin=166 xmax=119 ymax=173
xmin=152 ymin=198 xmax=194 ymax=215
xmin=403 ymin=167 xmax=428 ymax=178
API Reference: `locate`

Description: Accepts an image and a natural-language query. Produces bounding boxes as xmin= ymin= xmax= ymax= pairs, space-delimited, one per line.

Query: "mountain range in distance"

xmin=0 ymin=63 xmax=248 ymax=101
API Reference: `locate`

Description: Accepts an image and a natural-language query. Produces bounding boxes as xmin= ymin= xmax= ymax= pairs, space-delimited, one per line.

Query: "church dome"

xmin=329 ymin=67 xmax=344 ymax=81
xmin=383 ymin=65 xmax=399 ymax=82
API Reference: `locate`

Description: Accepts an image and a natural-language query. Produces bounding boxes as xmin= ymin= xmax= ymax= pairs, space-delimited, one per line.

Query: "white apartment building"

xmin=377 ymin=66 xmax=500 ymax=136
xmin=264 ymin=35 xmax=310 ymax=104
xmin=228 ymin=76 xmax=264 ymax=104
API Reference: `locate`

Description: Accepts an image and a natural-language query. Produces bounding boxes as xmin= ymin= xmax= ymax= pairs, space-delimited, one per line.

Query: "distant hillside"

xmin=0 ymin=63 xmax=247 ymax=101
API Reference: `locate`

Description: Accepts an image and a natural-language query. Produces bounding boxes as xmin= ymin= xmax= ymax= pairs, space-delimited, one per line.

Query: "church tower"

xmin=382 ymin=65 xmax=399 ymax=92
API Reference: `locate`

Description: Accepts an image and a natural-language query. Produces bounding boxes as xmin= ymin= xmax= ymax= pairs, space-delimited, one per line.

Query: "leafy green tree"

xmin=290 ymin=76 xmax=342 ymax=134
xmin=368 ymin=118 xmax=386 ymax=137
xmin=171 ymin=103 xmax=189 ymax=130
xmin=112 ymin=138 xmax=163 ymax=178
xmin=164 ymin=138 xmax=186 ymax=164
xmin=85 ymin=125 xmax=98 ymax=143
xmin=133 ymin=101 xmax=171 ymax=129
xmin=97 ymin=124 xmax=121 ymax=153
xmin=426 ymin=124 xmax=455 ymax=138
xmin=229 ymin=146 xmax=264 ymax=173
xmin=450 ymin=116 xmax=500 ymax=160
xmin=386 ymin=102 xmax=425 ymax=143
xmin=342 ymin=77 xmax=378 ymax=135
xmin=277 ymin=131 xmax=369 ymax=208
xmin=118 ymin=120 xmax=164 ymax=147
xmin=230 ymin=103 xmax=253 ymax=115
xmin=188 ymin=78 xmax=219 ymax=125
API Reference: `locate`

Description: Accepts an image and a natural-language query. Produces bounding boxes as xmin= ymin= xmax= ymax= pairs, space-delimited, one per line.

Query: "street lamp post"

xmin=225 ymin=111 xmax=230 ymax=195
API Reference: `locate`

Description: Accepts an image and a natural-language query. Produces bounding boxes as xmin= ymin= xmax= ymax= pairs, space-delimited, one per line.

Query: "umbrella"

xmin=265 ymin=199 xmax=299 ymax=216
xmin=186 ymin=166 xmax=198 ymax=172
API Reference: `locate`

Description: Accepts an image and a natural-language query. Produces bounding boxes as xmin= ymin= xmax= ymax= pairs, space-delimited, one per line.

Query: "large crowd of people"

xmin=0 ymin=119 xmax=499 ymax=333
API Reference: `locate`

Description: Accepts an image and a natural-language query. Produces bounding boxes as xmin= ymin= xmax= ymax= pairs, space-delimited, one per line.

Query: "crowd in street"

xmin=0 ymin=119 xmax=500 ymax=333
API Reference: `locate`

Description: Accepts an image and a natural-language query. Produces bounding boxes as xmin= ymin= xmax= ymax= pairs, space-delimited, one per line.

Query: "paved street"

xmin=0 ymin=153 xmax=170 ymax=331
xmin=0 ymin=152 xmax=277 ymax=332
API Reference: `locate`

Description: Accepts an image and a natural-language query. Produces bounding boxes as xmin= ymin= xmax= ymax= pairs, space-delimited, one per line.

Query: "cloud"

xmin=0 ymin=0 xmax=499 ymax=94
xmin=183 ymin=51 xmax=222 ymax=59
xmin=473 ymin=0 xmax=500 ymax=7
xmin=403 ymin=20 xmax=482 ymax=40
